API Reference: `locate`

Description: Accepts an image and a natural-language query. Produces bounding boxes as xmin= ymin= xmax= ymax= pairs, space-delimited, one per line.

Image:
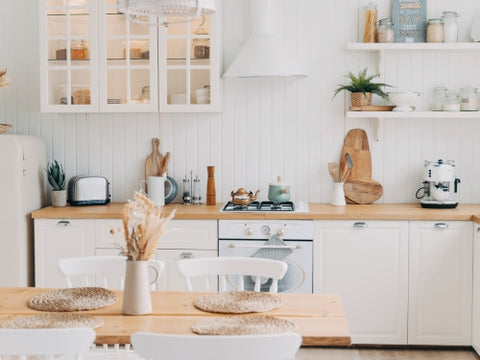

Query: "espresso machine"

xmin=415 ymin=159 xmax=461 ymax=208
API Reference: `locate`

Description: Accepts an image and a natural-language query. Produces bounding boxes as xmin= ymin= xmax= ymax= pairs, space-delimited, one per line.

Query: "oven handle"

xmin=227 ymin=244 xmax=301 ymax=250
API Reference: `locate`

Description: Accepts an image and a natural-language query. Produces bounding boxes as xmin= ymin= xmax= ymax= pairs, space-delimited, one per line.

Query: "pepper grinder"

xmin=206 ymin=166 xmax=216 ymax=205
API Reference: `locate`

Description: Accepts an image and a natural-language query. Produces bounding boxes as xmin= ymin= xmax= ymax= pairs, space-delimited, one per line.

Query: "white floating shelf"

xmin=346 ymin=42 xmax=480 ymax=51
xmin=347 ymin=111 xmax=480 ymax=119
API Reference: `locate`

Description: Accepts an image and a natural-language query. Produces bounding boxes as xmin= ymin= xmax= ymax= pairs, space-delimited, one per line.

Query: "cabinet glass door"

xmin=159 ymin=15 xmax=219 ymax=112
xmin=99 ymin=0 xmax=158 ymax=112
xmin=41 ymin=0 xmax=98 ymax=112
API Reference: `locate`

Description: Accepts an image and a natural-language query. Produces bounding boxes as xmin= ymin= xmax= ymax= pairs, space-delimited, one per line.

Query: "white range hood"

xmin=223 ymin=0 xmax=307 ymax=79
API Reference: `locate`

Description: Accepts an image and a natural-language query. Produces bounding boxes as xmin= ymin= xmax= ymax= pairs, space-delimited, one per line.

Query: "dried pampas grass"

xmin=112 ymin=191 xmax=176 ymax=260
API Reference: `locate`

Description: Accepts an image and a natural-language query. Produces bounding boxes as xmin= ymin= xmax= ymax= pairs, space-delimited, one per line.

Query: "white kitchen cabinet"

xmin=314 ymin=220 xmax=409 ymax=345
xmin=40 ymin=0 xmax=219 ymax=113
xmin=408 ymin=221 xmax=473 ymax=346
xmin=472 ymin=223 xmax=480 ymax=355
xmin=34 ymin=219 xmax=95 ymax=288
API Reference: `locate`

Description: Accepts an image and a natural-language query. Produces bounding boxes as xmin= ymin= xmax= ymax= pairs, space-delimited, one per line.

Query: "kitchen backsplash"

xmin=2 ymin=0 xmax=480 ymax=204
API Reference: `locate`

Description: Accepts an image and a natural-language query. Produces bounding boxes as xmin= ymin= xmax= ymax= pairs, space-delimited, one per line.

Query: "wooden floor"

xmin=296 ymin=347 xmax=480 ymax=360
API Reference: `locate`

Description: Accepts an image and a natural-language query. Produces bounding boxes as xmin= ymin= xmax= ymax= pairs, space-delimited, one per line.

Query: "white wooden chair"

xmin=0 ymin=327 xmax=95 ymax=359
xmin=58 ymin=255 xmax=165 ymax=290
xmin=131 ymin=332 xmax=302 ymax=360
xmin=177 ymin=256 xmax=288 ymax=292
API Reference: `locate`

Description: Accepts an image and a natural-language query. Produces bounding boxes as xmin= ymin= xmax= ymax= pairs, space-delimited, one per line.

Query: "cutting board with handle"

xmin=145 ymin=138 xmax=163 ymax=179
xmin=339 ymin=129 xmax=372 ymax=181
xmin=344 ymin=178 xmax=383 ymax=204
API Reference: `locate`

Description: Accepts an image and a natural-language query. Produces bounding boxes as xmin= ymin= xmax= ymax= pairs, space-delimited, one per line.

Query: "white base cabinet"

xmin=408 ymin=221 xmax=473 ymax=346
xmin=472 ymin=223 xmax=480 ymax=354
xmin=314 ymin=220 xmax=409 ymax=345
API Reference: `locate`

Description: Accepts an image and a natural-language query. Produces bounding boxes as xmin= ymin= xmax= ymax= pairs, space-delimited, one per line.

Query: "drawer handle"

xmin=353 ymin=222 xmax=368 ymax=229
xmin=434 ymin=222 xmax=449 ymax=229
xmin=57 ymin=220 xmax=71 ymax=227
xmin=180 ymin=252 xmax=194 ymax=259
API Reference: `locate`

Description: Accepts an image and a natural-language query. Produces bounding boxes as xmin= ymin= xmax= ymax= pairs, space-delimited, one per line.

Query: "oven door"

xmin=218 ymin=239 xmax=312 ymax=293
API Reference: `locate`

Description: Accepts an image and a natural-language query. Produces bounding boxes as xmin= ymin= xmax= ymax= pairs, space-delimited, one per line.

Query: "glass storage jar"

xmin=427 ymin=19 xmax=444 ymax=43
xmin=431 ymin=85 xmax=448 ymax=111
xmin=443 ymin=91 xmax=460 ymax=111
xmin=460 ymin=86 xmax=479 ymax=111
xmin=192 ymin=27 xmax=210 ymax=58
xmin=70 ymin=40 xmax=86 ymax=60
xmin=442 ymin=11 xmax=459 ymax=42
xmin=362 ymin=2 xmax=377 ymax=43
xmin=378 ymin=18 xmax=394 ymax=43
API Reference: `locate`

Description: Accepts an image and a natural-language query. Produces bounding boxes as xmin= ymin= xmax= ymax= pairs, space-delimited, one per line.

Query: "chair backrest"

xmin=0 ymin=327 xmax=95 ymax=358
xmin=131 ymin=332 xmax=302 ymax=360
xmin=58 ymin=255 xmax=165 ymax=290
xmin=177 ymin=256 xmax=288 ymax=292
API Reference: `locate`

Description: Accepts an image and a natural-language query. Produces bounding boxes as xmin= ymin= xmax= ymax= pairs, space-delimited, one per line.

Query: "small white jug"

xmin=141 ymin=176 xmax=166 ymax=206
xmin=331 ymin=182 xmax=346 ymax=206
xmin=122 ymin=260 xmax=159 ymax=315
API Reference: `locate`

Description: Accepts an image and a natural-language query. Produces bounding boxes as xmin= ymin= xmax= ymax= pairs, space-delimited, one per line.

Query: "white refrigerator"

xmin=0 ymin=135 xmax=46 ymax=286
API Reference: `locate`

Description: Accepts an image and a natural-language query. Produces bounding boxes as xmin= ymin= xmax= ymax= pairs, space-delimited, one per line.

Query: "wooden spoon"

xmin=341 ymin=153 xmax=354 ymax=182
xmin=328 ymin=162 xmax=340 ymax=182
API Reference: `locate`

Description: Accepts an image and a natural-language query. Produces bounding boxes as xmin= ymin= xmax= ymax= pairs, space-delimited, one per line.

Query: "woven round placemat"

xmin=193 ymin=291 xmax=282 ymax=314
xmin=192 ymin=315 xmax=296 ymax=335
xmin=28 ymin=287 xmax=118 ymax=312
xmin=1 ymin=313 xmax=103 ymax=329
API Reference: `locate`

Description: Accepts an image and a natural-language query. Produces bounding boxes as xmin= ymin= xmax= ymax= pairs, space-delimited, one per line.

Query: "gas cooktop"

xmin=222 ymin=201 xmax=295 ymax=212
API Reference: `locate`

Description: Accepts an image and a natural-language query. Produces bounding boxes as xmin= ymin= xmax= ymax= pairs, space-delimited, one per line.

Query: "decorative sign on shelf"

xmin=392 ymin=0 xmax=427 ymax=43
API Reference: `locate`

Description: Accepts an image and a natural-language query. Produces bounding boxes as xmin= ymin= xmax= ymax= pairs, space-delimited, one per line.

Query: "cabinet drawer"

xmin=95 ymin=219 xmax=217 ymax=250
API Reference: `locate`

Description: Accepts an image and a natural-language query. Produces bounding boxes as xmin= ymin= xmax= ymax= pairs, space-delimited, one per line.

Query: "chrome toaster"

xmin=67 ymin=175 xmax=111 ymax=206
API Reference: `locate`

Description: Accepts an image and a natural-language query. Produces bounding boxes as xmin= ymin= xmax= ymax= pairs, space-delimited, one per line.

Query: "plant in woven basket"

xmin=333 ymin=68 xmax=392 ymax=106
xmin=112 ymin=192 xmax=176 ymax=261
xmin=46 ymin=160 xmax=66 ymax=191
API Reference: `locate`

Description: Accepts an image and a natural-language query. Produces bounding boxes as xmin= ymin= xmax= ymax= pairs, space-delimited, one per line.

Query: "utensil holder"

xmin=332 ymin=182 xmax=346 ymax=206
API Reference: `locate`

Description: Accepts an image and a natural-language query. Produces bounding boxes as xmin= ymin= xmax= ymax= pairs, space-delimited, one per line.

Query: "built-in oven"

xmin=218 ymin=220 xmax=313 ymax=293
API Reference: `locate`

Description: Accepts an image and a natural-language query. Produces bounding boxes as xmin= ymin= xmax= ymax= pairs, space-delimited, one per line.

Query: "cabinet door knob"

xmin=353 ymin=222 xmax=368 ymax=228
xmin=434 ymin=222 xmax=449 ymax=229
xmin=57 ymin=220 xmax=71 ymax=227
xmin=180 ymin=252 xmax=194 ymax=259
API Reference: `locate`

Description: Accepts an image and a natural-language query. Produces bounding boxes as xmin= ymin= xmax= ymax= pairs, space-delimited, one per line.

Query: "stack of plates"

xmin=107 ymin=98 xmax=122 ymax=104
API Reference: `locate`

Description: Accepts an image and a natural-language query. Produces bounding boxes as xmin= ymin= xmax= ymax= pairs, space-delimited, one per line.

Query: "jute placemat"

xmin=193 ymin=291 xmax=282 ymax=314
xmin=1 ymin=313 xmax=103 ymax=329
xmin=28 ymin=287 xmax=118 ymax=312
xmin=192 ymin=315 xmax=296 ymax=335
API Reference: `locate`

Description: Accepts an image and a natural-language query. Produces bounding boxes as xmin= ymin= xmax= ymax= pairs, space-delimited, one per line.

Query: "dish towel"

xmin=252 ymin=234 xmax=293 ymax=261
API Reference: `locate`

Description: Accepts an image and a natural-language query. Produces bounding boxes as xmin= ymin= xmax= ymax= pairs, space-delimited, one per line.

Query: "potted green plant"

xmin=333 ymin=68 xmax=392 ymax=107
xmin=46 ymin=160 xmax=66 ymax=207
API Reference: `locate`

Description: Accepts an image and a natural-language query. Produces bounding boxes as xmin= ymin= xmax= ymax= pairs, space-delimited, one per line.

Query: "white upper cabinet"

xmin=39 ymin=0 xmax=220 ymax=113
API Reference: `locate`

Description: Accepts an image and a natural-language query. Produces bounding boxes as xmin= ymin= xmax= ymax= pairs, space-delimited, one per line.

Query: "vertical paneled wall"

xmin=1 ymin=0 xmax=480 ymax=204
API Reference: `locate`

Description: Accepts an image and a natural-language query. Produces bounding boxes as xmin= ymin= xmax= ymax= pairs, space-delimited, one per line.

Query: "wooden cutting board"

xmin=145 ymin=138 xmax=163 ymax=179
xmin=339 ymin=129 xmax=372 ymax=181
xmin=344 ymin=178 xmax=383 ymax=204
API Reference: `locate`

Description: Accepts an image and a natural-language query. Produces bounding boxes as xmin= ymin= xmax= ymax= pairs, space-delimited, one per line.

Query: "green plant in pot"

xmin=333 ymin=68 xmax=392 ymax=108
xmin=46 ymin=160 xmax=66 ymax=207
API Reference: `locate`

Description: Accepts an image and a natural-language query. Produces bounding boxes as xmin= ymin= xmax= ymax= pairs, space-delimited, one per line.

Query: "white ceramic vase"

xmin=122 ymin=260 xmax=159 ymax=315
xmin=51 ymin=189 xmax=67 ymax=207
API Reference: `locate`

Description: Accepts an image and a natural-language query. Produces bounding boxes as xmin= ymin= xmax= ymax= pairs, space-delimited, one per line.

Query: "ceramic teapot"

xmin=230 ymin=188 xmax=260 ymax=205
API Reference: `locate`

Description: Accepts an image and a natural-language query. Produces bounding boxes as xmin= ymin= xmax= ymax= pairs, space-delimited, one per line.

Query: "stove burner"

xmin=222 ymin=201 xmax=295 ymax=212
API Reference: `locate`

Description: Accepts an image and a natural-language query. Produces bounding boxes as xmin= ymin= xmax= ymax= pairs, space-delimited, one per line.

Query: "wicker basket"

xmin=0 ymin=123 xmax=12 ymax=134
xmin=350 ymin=92 xmax=372 ymax=107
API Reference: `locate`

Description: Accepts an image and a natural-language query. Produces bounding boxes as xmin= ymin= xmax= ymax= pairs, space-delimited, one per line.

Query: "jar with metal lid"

xmin=442 ymin=11 xmax=459 ymax=42
xmin=443 ymin=91 xmax=460 ymax=111
xmin=192 ymin=27 xmax=210 ymax=59
xmin=362 ymin=2 xmax=377 ymax=43
xmin=427 ymin=19 xmax=444 ymax=43
xmin=377 ymin=18 xmax=394 ymax=43
xmin=431 ymin=85 xmax=448 ymax=111
xmin=70 ymin=40 xmax=86 ymax=60
xmin=460 ymin=86 xmax=479 ymax=111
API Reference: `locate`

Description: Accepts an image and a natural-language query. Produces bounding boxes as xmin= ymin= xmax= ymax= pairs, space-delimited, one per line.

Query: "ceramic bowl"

xmin=196 ymin=95 xmax=210 ymax=104
xmin=387 ymin=92 xmax=421 ymax=111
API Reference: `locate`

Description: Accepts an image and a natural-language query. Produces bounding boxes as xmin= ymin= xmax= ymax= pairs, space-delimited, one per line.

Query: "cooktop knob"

xmin=261 ymin=225 xmax=271 ymax=235
xmin=245 ymin=228 xmax=254 ymax=236
xmin=276 ymin=228 xmax=286 ymax=237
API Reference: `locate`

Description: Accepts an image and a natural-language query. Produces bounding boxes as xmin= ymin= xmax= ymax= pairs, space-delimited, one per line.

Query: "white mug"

xmin=141 ymin=176 xmax=165 ymax=206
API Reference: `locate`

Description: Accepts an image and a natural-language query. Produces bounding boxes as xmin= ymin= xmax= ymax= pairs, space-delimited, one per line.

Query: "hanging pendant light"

xmin=117 ymin=0 xmax=216 ymax=26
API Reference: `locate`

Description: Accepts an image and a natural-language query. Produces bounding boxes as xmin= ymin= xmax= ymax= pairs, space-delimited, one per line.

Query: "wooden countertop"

xmin=32 ymin=202 xmax=480 ymax=222
xmin=0 ymin=288 xmax=351 ymax=347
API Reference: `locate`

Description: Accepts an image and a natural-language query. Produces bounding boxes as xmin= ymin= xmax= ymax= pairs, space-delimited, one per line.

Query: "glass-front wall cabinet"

xmin=40 ymin=0 xmax=219 ymax=113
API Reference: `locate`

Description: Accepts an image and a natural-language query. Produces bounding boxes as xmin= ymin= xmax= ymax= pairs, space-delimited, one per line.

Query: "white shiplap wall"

xmin=1 ymin=0 xmax=480 ymax=204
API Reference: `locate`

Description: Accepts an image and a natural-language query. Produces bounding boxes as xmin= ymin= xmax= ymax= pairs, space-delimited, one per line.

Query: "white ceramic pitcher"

xmin=140 ymin=176 xmax=166 ymax=206
xmin=122 ymin=260 xmax=159 ymax=315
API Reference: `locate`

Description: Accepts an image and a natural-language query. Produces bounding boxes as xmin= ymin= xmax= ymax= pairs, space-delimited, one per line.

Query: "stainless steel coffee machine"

xmin=415 ymin=159 xmax=461 ymax=208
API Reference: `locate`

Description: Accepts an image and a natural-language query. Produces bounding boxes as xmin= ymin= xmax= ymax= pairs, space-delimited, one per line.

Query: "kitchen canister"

xmin=426 ymin=18 xmax=444 ymax=43
xmin=442 ymin=11 xmax=459 ymax=42
xmin=377 ymin=18 xmax=394 ymax=43
xmin=363 ymin=2 xmax=378 ymax=43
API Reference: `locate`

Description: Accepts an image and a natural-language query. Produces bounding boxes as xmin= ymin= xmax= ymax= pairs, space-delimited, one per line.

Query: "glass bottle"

xmin=427 ymin=19 xmax=444 ymax=43
xmin=442 ymin=11 xmax=459 ymax=42
xmin=443 ymin=91 xmax=460 ymax=111
xmin=377 ymin=18 xmax=394 ymax=43
xmin=362 ymin=2 xmax=377 ymax=43
xmin=431 ymin=85 xmax=448 ymax=111
xmin=192 ymin=27 xmax=210 ymax=59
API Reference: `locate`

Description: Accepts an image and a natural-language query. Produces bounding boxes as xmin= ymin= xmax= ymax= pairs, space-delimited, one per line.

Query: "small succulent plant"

xmin=46 ymin=160 xmax=66 ymax=191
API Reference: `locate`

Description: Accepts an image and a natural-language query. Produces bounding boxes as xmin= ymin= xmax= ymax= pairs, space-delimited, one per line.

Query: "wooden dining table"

xmin=0 ymin=287 xmax=351 ymax=347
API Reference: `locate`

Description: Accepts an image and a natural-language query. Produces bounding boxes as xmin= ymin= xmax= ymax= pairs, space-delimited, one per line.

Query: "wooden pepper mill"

xmin=206 ymin=166 xmax=216 ymax=205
